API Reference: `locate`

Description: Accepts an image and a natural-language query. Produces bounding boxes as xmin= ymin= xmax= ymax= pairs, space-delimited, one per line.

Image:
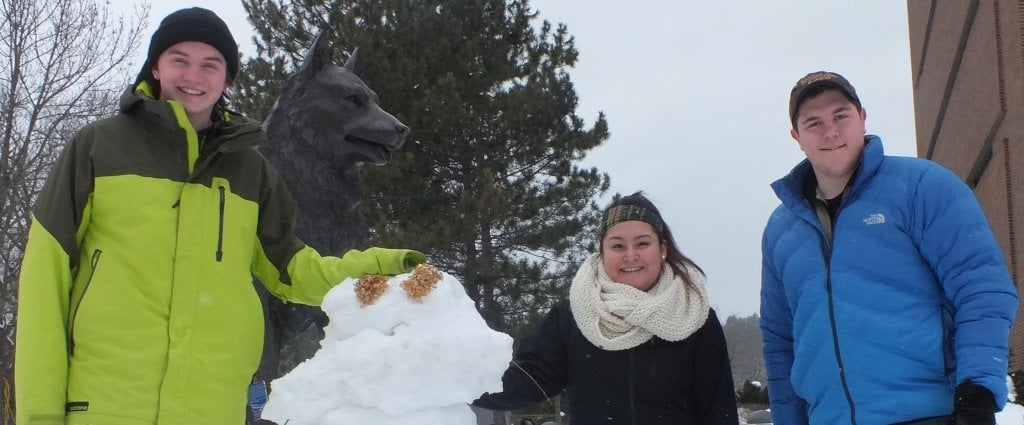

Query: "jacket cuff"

xmin=366 ymin=247 xmax=426 ymax=275
xmin=955 ymin=380 xmax=998 ymax=413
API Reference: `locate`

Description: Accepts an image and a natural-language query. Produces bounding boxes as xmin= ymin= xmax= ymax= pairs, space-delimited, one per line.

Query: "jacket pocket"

xmin=69 ymin=248 xmax=102 ymax=355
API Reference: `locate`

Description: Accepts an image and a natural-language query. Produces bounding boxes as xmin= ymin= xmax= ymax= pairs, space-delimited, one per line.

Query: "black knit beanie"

xmin=135 ymin=7 xmax=239 ymax=85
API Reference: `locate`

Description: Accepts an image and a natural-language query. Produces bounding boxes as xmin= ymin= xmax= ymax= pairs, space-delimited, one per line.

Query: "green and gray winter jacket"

xmin=15 ymin=83 xmax=421 ymax=425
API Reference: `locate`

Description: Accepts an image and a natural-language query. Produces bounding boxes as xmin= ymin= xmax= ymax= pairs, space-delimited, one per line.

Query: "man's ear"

xmin=790 ymin=127 xmax=799 ymax=141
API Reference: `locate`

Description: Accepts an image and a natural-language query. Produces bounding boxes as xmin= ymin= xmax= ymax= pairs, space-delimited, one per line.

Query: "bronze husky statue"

xmin=262 ymin=34 xmax=408 ymax=254
xmin=253 ymin=33 xmax=409 ymax=406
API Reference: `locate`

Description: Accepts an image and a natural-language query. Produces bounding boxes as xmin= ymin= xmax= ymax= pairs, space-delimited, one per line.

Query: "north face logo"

xmin=863 ymin=213 xmax=886 ymax=225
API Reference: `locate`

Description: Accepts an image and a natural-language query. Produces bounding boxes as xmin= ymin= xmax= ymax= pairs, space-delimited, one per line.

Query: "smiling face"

xmin=600 ymin=220 xmax=668 ymax=292
xmin=790 ymin=89 xmax=867 ymax=196
xmin=152 ymin=41 xmax=229 ymax=129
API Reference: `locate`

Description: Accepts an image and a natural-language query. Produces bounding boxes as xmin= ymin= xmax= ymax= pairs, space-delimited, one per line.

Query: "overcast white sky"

xmin=116 ymin=1 xmax=917 ymax=319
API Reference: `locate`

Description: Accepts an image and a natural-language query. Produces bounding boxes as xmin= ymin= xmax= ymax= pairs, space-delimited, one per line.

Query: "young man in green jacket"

xmin=14 ymin=8 xmax=424 ymax=424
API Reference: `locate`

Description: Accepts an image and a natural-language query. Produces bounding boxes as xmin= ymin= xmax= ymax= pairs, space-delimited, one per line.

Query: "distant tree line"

xmin=723 ymin=313 xmax=766 ymax=386
xmin=724 ymin=313 xmax=770 ymax=406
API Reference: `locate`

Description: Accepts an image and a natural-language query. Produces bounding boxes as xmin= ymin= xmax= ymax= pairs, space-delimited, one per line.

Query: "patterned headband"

xmin=600 ymin=204 xmax=664 ymax=237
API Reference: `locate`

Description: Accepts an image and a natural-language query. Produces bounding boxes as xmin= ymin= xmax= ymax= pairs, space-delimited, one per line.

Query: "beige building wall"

xmin=908 ymin=0 xmax=1024 ymax=374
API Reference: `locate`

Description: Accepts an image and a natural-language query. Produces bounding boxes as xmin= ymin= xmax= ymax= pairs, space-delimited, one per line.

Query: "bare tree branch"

xmin=0 ymin=0 xmax=147 ymax=420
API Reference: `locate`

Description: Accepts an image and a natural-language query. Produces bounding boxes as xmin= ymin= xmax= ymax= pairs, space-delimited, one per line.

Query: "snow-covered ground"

xmin=999 ymin=402 xmax=1024 ymax=425
xmin=261 ymin=266 xmax=513 ymax=425
xmin=998 ymin=378 xmax=1024 ymax=425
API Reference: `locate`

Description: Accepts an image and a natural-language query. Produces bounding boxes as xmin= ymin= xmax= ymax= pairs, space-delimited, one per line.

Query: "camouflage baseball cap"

xmin=788 ymin=71 xmax=861 ymax=129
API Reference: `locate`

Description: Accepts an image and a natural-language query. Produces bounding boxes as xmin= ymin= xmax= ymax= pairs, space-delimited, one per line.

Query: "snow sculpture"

xmin=262 ymin=265 xmax=513 ymax=425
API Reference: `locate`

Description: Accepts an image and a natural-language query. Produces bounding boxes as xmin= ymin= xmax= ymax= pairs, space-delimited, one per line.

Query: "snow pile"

xmin=998 ymin=375 xmax=1024 ymax=424
xmin=261 ymin=266 xmax=513 ymax=425
xmin=999 ymin=403 xmax=1024 ymax=424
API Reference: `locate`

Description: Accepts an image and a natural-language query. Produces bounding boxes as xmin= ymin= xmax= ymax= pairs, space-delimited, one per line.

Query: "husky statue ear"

xmin=299 ymin=32 xmax=333 ymax=77
xmin=299 ymin=31 xmax=364 ymax=78
xmin=343 ymin=47 xmax=364 ymax=77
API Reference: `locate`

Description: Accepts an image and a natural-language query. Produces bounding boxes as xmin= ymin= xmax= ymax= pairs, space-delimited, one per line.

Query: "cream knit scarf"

xmin=569 ymin=253 xmax=710 ymax=351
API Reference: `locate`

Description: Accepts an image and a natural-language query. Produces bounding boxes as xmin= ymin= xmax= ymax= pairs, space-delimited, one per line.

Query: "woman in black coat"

xmin=474 ymin=192 xmax=738 ymax=425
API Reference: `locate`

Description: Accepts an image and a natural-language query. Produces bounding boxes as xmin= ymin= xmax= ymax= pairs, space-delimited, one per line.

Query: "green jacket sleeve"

xmin=283 ymin=246 xmax=424 ymax=305
xmin=16 ymin=129 xmax=95 ymax=424
xmin=16 ymin=221 xmax=76 ymax=424
xmin=249 ymin=157 xmax=424 ymax=305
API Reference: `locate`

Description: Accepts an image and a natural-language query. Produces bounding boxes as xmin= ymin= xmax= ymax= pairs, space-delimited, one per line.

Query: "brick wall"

xmin=908 ymin=0 xmax=1024 ymax=373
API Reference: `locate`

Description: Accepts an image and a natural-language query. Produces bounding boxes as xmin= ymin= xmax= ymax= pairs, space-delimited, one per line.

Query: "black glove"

xmin=951 ymin=381 xmax=997 ymax=425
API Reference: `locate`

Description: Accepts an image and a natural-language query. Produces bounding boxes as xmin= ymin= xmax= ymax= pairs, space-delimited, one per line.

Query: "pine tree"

xmin=736 ymin=379 xmax=769 ymax=405
xmin=237 ymin=0 xmax=610 ymax=337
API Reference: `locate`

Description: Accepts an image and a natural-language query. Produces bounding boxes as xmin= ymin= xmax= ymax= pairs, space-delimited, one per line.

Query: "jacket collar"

xmin=120 ymin=82 xmax=269 ymax=153
xmin=772 ymin=135 xmax=885 ymax=211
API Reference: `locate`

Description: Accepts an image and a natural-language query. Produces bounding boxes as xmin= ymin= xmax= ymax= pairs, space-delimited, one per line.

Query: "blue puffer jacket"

xmin=760 ymin=136 xmax=1018 ymax=425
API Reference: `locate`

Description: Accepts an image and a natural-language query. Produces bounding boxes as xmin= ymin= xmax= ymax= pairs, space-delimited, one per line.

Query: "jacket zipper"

xmin=68 ymin=249 xmax=102 ymax=355
xmin=180 ymin=127 xmax=227 ymax=262
xmin=817 ymin=201 xmax=857 ymax=424
xmin=216 ymin=185 xmax=225 ymax=262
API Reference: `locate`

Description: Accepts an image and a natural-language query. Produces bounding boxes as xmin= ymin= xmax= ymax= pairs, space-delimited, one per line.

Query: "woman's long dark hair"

xmin=598 ymin=191 xmax=705 ymax=293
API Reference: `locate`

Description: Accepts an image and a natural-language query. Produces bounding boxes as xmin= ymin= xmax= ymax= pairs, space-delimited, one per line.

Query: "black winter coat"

xmin=474 ymin=300 xmax=738 ymax=425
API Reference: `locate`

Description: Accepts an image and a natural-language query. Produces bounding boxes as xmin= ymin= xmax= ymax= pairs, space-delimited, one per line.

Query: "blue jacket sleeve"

xmin=761 ymin=230 xmax=809 ymax=425
xmin=913 ymin=165 xmax=1018 ymax=408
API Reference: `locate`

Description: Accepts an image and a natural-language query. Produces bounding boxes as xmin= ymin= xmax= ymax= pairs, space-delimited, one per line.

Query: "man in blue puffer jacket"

xmin=761 ymin=71 xmax=1018 ymax=425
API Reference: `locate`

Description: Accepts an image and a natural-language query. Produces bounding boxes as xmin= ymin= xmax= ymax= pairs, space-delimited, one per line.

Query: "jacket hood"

xmin=120 ymin=82 xmax=268 ymax=153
